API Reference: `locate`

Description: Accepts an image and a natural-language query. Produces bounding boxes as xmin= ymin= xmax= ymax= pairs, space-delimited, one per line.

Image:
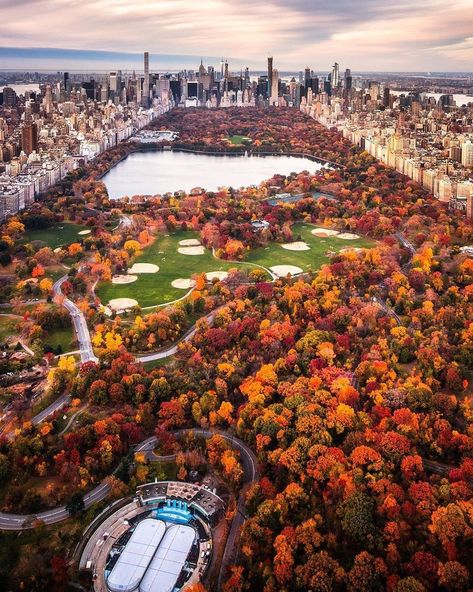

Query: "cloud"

xmin=0 ymin=0 xmax=472 ymax=70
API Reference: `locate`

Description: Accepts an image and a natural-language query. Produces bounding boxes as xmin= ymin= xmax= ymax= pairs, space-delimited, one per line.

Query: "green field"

xmin=21 ymin=222 xmax=89 ymax=249
xmin=43 ymin=325 xmax=75 ymax=353
xmin=96 ymin=230 xmax=263 ymax=308
xmin=96 ymin=227 xmax=374 ymax=309
xmin=245 ymin=223 xmax=374 ymax=271
xmin=0 ymin=315 xmax=20 ymax=343
xmin=228 ymin=135 xmax=252 ymax=145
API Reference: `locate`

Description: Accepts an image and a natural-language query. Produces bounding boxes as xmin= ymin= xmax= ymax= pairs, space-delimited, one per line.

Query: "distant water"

xmin=4 ymin=83 xmax=40 ymax=95
xmin=102 ymin=151 xmax=324 ymax=199
xmin=266 ymin=191 xmax=336 ymax=205
xmin=390 ymin=89 xmax=473 ymax=106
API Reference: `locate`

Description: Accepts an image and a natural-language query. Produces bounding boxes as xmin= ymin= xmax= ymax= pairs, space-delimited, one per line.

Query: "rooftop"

xmin=139 ymin=524 xmax=195 ymax=592
xmin=107 ymin=519 xmax=166 ymax=592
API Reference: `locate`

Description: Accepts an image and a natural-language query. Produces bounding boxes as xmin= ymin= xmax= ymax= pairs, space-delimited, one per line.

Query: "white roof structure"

xmin=139 ymin=524 xmax=195 ymax=592
xmin=107 ymin=519 xmax=166 ymax=592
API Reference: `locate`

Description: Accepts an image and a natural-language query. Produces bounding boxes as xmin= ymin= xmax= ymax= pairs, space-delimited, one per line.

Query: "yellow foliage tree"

xmin=39 ymin=278 xmax=53 ymax=294
xmin=124 ymin=240 xmax=142 ymax=256
xmin=57 ymin=355 xmax=77 ymax=374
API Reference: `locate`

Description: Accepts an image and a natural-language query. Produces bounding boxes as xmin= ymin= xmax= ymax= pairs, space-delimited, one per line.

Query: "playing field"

xmin=21 ymin=222 xmax=90 ymax=249
xmin=96 ymin=230 xmax=264 ymax=308
xmin=96 ymin=226 xmax=374 ymax=309
xmin=228 ymin=135 xmax=252 ymax=145
xmin=245 ymin=223 xmax=373 ymax=271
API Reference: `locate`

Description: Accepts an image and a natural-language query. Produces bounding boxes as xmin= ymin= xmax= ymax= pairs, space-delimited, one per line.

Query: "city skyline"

xmin=1 ymin=0 xmax=473 ymax=71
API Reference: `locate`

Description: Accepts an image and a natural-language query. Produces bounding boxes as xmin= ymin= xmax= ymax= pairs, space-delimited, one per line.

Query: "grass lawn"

xmin=21 ymin=222 xmax=89 ymax=249
xmin=143 ymin=357 xmax=174 ymax=370
xmin=0 ymin=315 xmax=20 ymax=343
xmin=96 ymin=230 xmax=264 ymax=308
xmin=150 ymin=460 xmax=178 ymax=481
xmin=43 ymin=325 xmax=75 ymax=353
xmin=228 ymin=135 xmax=252 ymax=145
xmin=245 ymin=223 xmax=374 ymax=272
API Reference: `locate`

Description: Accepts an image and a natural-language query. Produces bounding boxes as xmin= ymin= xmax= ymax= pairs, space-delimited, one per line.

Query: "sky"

xmin=1 ymin=0 xmax=473 ymax=71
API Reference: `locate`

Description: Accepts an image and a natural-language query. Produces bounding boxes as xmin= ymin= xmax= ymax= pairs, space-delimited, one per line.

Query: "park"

xmin=95 ymin=225 xmax=373 ymax=310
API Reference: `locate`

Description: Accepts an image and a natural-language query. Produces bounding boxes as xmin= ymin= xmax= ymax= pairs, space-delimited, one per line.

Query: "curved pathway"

xmin=0 ymin=230 xmax=420 ymax=533
xmin=135 ymin=308 xmax=220 ymax=363
xmin=0 ymin=428 xmax=258 ymax=537
xmin=31 ymin=393 xmax=71 ymax=426
xmin=52 ymin=275 xmax=98 ymax=364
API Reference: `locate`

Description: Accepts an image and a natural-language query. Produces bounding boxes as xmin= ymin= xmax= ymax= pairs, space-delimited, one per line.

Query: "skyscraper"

xmin=270 ymin=68 xmax=279 ymax=105
xmin=43 ymin=85 xmax=54 ymax=115
xmin=344 ymin=68 xmax=352 ymax=91
xmin=64 ymin=72 xmax=71 ymax=95
xmin=461 ymin=140 xmax=473 ymax=168
xmin=3 ymin=87 xmax=17 ymax=107
xmin=331 ymin=62 xmax=340 ymax=89
xmin=142 ymin=51 xmax=150 ymax=107
xmin=268 ymin=57 xmax=273 ymax=101
xmin=21 ymin=122 xmax=38 ymax=155
xmin=244 ymin=67 xmax=250 ymax=89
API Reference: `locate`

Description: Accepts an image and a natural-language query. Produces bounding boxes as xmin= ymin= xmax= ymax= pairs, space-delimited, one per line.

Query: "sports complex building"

xmin=103 ymin=481 xmax=225 ymax=592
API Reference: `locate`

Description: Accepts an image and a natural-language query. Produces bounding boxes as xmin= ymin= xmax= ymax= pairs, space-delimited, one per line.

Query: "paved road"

xmin=135 ymin=428 xmax=258 ymax=484
xmin=371 ymin=296 xmax=402 ymax=326
xmin=119 ymin=215 xmax=133 ymax=229
xmin=396 ymin=231 xmax=416 ymax=255
xmin=135 ymin=309 xmax=219 ymax=363
xmin=0 ymin=428 xmax=257 ymax=534
xmin=0 ymin=481 xmax=111 ymax=530
xmin=0 ymin=227 xmax=421 ymax=538
xmin=127 ymin=427 xmax=259 ymax=592
xmin=58 ymin=407 xmax=85 ymax=436
xmin=53 ymin=275 xmax=98 ymax=364
xmin=31 ymin=393 xmax=71 ymax=426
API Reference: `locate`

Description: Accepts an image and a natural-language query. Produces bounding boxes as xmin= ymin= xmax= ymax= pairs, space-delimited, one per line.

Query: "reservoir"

xmin=102 ymin=150 xmax=325 ymax=199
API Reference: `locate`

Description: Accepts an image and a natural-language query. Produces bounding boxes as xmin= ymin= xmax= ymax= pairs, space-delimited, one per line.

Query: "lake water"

xmin=102 ymin=151 xmax=324 ymax=199
xmin=266 ymin=191 xmax=337 ymax=205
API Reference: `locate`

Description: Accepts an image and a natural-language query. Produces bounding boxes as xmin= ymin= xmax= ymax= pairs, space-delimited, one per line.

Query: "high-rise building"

xmin=383 ymin=87 xmax=390 ymax=107
xmin=461 ymin=140 xmax=473 ymax=168
xmin=109 ymin=71 xmax=118 ymax=94
xmin=331 ymin=62 xmax=340 ymax=89
xmin=369 ymin=81 xmax=379 ymax=102
xmin=304 ymin=67 xmax=311 ymax=96
xmin=270 ymin=68 xmax=279 ymax=105
xmin=3 ymin=87 xmax=17 ymax=107
xmin=344 ymin=68 xmax=352 ymax=91
xmin=467 ymin=194 xmax=473 ymax=220
xmin=268 ymin=57 xmax=273 ymax=100
xmin=43 ymin=85 xmax=54 ymax=114
xmin=244 ymin=67 xmax=250 ymax=89
xmin=21 ymin=123 xmax=38 ymax=155
xmin=142 ymin=51 xmax=150 ymax=107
